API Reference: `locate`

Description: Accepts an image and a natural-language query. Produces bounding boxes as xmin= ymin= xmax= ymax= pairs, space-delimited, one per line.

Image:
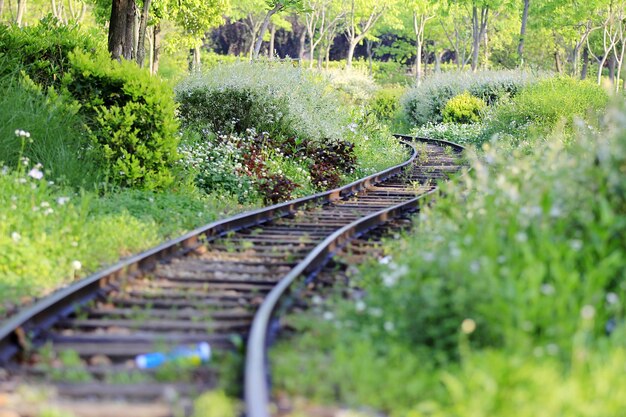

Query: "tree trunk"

xmin=346 ymin=40 xmax=357 ymax=68
xmin=517 ymin=0 xmax=530 ymax=65
xmin=0 ymin=0 xmax=4 ymax=20
xmin=483 ymin=23 xmax=489 ymax=69
xmin=253 ymin=3 xmax=282 ymax=59
xmin=152 ymin=22 xmax=161 ymax=74
xmin=435 ymin=51 xmax=443 ymax=72
xmin=414 ymin=12 xmax=423 ymax=84
xmin=189 ymin=45 xmax=201 ymax=72
xmin=15 ymin=0 xmax=25 ymax=26
xmin=608 ymin=53 xmax=616 ymax=84
xmin=298 ymin=27 xmax=306 ymax=61
xmin=325 ymin=42 xmax=331 ymax=69
xmin=471 ymin=6 xmax=480 ymax=72
xmin=136 ymin=0 xmax=151 ymax=67
xmin=554 ymin=50 xmax=562 ymax=73
xmin=366 ymin=38 xmax=373 ymax=75
xmin=268 ymin=24 xmax=276 ymax=57
xmin=109 ymin=0 xmax=130 ymax=60
xmin=581 ymin=46 xmax=588 ymax=80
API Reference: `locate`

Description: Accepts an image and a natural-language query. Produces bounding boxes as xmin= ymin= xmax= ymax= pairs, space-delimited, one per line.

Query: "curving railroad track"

xmin=0 ymin=135 xmax=465 ymax=417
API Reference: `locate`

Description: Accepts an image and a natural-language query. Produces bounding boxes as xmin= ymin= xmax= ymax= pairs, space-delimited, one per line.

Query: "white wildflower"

xmin=27 ymin=168 xmax=43 ymax=180
xmin=71 ymin=260 xmax=82 ymax=271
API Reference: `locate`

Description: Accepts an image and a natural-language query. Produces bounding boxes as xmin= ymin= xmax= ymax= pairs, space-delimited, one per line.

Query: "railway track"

xmin=0 ymin=136 xmax=465 ymax=417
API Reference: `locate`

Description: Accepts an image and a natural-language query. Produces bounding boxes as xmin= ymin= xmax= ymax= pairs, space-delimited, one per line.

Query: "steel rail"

xmin=0 ymin=139 xmax=418 ymax=365
xmin=244 ymin=135 xmax=466 ymax=417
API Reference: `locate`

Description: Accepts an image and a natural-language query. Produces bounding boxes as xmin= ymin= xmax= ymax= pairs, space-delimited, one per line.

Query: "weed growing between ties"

xmin=270 ymin=103 xmax=626 ymax=416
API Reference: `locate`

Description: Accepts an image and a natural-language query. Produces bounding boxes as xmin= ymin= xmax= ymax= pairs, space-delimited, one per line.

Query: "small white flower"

xmin=570 ymin=239 xmax=583 ymax=251
xmin=515 ymin=232 xmax=528 ymax=243
xmin=56 ymin=197 xmax=70 ymax=205
xmin=311 ymin=295 xmax=322 ymax=305
xmin=461 ymin=318 xmax=476 ymax=334
xmin=581 ymin=305 xmax=595 ymax=320
xmin=422 ymin=252 xmax=435 ymax=262
xmin=322 ymin=311 xmax=334 ymax=321
xmin=11 ymin=232 xmax=21 ymax=242
xmin=546 ymin=344 xmax=559 ymax=355
xmin=71 ymin=260 xmax=82 ymax=270
xmin=384 ymin=321 xmax=395 ymax=332
xmin=606 ymin=292 xmax=619 ymax=305
xmin=369 ymin=307 xmax=383 ymax=317
xmin=27 ymin=168 xmax=43 ymax=180
xmin=541 ymin=283 xmax=555 ymax=296
xmin=355 ymin=300 xmax=366 ymax=312
xmin=378 ymin=255 xmax=392 ymax=265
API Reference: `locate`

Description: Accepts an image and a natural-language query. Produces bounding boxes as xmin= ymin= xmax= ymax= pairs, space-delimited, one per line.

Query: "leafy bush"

xmin=64 ymin=50 xmax=180 ymax=190
xmin=175 ymin=61 xmax=348 ymax=145
xmin=369 ymin=87 xmax=404 ymax=122
xmin=325 ymin=67 xmax=378 ymax=104
xmin=402 ymin=70 xmax=540 ymax=126
xmin=442 ymin=92 xmax=486 ymax=124
xmin=482 ymin=76 xmax=609 ymax=142
xmin=0 ymin=15 xmax=104 ymax=89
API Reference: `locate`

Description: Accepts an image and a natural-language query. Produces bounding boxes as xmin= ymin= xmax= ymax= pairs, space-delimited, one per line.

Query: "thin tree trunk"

xmin=152 ymin=22 xmax=161 ymax=74
xmin=0 ymin=0 xmax=4 ymax=20
xmin=471 ymin=6 xmax=479 ymax=71
xmin=581 ymin=46 xmax=588 ymax=80
xmin=325 ymin=42 xmax=331 ymax=69
xmin=518 ymin=0 xmax=530 ymax=65
xmin=414 ymin=12 xmax=423 ymax=84
xmin=346 ymin=40 xmax=357 ymax=67
xmin=15 ymin=0 xmax=25 ymax=26
xmin=136 ymin=0 xmax=151 ymax=67
xmin=366 ymin=38 xmax=373 ymax=75
xmin=609 ymin=53 xmax=616 ymax=83
xmin=268 ymin=24 xmax=276 ymax=57
xmin=435 ymin=51 xmax=443 ymax=72
xmin=189 ymin=45 xmax=201 ymax=71
xmin=253 ymin=3 xmax=282 ymax=59
xmin=298 ymin=27 xmax=306 ymax=61
xmin=555 ymin=50 xmax=562 ymax=73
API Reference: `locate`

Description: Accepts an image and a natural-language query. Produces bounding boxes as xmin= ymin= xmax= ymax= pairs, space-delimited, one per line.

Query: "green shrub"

xmin=483 ymin=76 xmax=609 ymax=142
xmin=325 ymin=67 xmax=378 ymax=104
xmin=63 ymin=50 xmax=180 ymax=190
xmin=442 ymin=92 xmax=486 ymax=124
xmin=0 ymin=15 xmax=104 ymax=89
xmin=175 ymin=61 xmax=348 ymax=144
xmin=402 ymin=70 xmax=540 ymax=126
xmin=370 ymin=87 xmax=404 ymax=122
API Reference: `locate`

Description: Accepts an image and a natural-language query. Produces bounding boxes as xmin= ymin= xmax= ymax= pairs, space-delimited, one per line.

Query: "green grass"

xmin=0 ymin=162 xmax=248 ymax=318
xmin=0 ymin=75 xmax=101 ymax=189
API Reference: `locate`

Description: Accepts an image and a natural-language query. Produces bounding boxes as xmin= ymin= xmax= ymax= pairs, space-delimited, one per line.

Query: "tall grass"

xmin=0 ymin=72 xmax=100 ymax=188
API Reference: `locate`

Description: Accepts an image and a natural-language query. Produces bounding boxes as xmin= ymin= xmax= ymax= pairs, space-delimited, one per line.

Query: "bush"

xmin=402 ymin=70 xmax=540 ymax=126
xmin=0 ymin=15 xmax=104 ymax=89
xmin=64 ymin=50 xmax=180 ymax=190
xmin=324 ymin=67 xmax=378 ymax=104
xmin=482 ymin=76 xmax=609 ymax=142
xmin=370 ymin=87 xmax=404 ymax=122
xmin=442 ymin=92 xmax=486 ymax=124
xmin=175 ymin=61 xmax=348 ymax=145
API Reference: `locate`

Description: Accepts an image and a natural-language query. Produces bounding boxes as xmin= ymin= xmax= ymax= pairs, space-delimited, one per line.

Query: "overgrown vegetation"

xmin=272 ymin=101 xmax=626 ymax=416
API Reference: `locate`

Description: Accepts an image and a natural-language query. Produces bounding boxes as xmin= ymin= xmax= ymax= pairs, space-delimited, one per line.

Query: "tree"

xmin=304 ymin=0 xmax=345 ymax=67
xmin=405 ymin=0 xmax=435 ymax=82
xmin=108 ymin=0 xmax=136 ymax=60
xmin=517 ymin=0 xmax=529 ymax=64
xmin=344 ymin=0 xmax=395 ymax=67
xmin=252 ymin=0 xmax=303 ymax=59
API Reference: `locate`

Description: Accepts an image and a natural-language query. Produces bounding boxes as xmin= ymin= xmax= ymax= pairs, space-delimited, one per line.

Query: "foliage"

xmin=176 ymin=61 xmax=348 ymax=144
xmin=0 ymin=71 xmax=100 ymax=188
xmin=0 ymin=15 xmax=105 ymax=89
xmin=442 ymin=92 xmax=486 ymax=124
xmin=402 ymin=70 xmax=540 ymax=126
xmin=324 ymin=67 xmax=379 ymax=104
xmin=64 ymin=50 xmax=180 ymax=190
xmin=411 ymin=122 xmax=485 ymax=146
xmin=272 ymin=102 xmax=626 ymax=414
xmin=482 ymin=76 xmax=609 ymax=143
xmin=369 ymin=87 xmax=404 ymax=122
xmin=0 ymin=144 xmax=245 ymax=316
